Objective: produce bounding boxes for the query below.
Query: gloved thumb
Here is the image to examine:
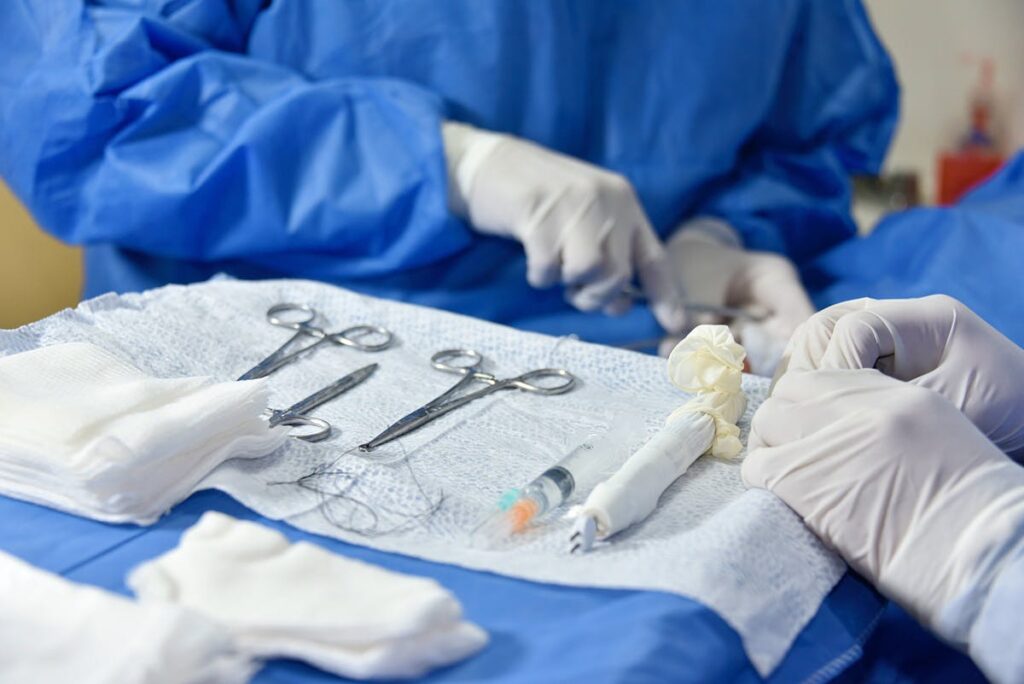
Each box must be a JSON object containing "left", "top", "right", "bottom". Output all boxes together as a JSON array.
[{"left": 635, "top": 230, "right": 686, "bottom": 333}]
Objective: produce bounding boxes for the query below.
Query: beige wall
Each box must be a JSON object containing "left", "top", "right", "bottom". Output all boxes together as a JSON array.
[
  {"left": 0, "top": 182, "right": 82, "bottom": 329},
  {"left": 864, "top": 0, "right": 1024, "bottom": 203}
]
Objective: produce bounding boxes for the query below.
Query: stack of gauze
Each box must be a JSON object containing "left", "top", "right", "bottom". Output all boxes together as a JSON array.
[
  {"left": 570, "top": 325, "right": 747, "bottom": 552},
  {"left": 129, "top": 513, "right": 489, "bottom": 680},
  {"left": 0, "top": 343, "right": 286, "bottom": 524}
]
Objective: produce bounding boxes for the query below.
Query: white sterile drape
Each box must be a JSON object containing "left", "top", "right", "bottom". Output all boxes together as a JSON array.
[{"left": 1, "top": 279, "right": 845, "bottom": 676}]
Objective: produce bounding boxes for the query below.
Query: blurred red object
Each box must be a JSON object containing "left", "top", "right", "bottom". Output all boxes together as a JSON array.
[
  {"left": 938, "top": 58, "right": 1004, "bottom": 205},
  {"left": 937, "top": 151, "right": 1003, "bottom": 205}
]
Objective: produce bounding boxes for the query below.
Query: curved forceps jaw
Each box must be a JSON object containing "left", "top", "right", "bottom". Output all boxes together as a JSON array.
[{"left": 265, "top": 410, "right": 332, "bottom": 442}]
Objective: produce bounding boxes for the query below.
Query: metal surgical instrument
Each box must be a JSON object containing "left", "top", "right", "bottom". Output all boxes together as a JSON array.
[
  {"left": 265, "top": 363, "right": 379, "bottom": 442},
  {"left": 240, "top": 303, "right": 394, "bottom": 380},
  {"left": 620, "top": 285, "right": 769, "bottom": 322},
  {"left": 358, "top": 349, "right": 577, "bottom": 452}
]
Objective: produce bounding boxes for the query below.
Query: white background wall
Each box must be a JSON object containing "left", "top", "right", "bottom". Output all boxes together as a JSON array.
[{"left": 863, "top": 0, "right": 1024, "bottom": 203}]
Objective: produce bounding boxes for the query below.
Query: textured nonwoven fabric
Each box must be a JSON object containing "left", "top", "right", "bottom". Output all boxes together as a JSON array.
[{"left": 0, "top": 278, "right": 845, "bottom": 676}]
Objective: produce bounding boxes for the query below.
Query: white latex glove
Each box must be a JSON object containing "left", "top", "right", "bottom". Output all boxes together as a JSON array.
[
  {"left": 743, "top": 369, "right": 1024, "bottom": 651},
  {"left": 774, "top": 295, "right": 1024, "bottom": 459},
  {"left": 443, "top": 121, "right": 686, "bottom": 331},
  {"left": 661, "top": 219, "right": 815, "bottom": 375}
]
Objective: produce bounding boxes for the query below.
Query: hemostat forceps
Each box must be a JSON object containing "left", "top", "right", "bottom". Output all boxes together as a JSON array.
[
  {"left": 240, "top": 303, "right": 394, "bottom": 380},
  {"left": 359, "top": 349, "right": 577, "bottom": 452},
  {"left": 265, "top": 363, "right": 378, "bottom": 442}
]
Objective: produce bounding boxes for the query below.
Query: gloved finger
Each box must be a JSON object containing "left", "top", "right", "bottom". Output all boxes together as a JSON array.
[
  {"left": 565, "top": 227, "right": 626, "bottom": 305},
  {"left": 735, "top": 321, "right": 789, "bottom": 378},
  {"left": 732, "top": 255, "right": 816, "bottom": 336},
  {"left": 520, "top": 190, "right": 569, "bottom": 288},
  {"left": 634, "top": 228, "right": 687, "bottom": 333},
  {"left": 822, "top": 296, "right": 960, "bottom": 381},
  {"left": 602, "top": 293, "right": 633, "bottom": 317},
  {"left": 561, "top": 216, "right": 613, "bottom": 289},
  {"left": 771, "top": 367, "right": 895, "bottom": 405},
  {"left": 777, "top": 299, "right": 876, "bottom": 379},
  {"left": 521, "top": 235, "right": 562, "bottom": 289},
  {"left": 657, "top": 335, "right": 683, "bottom": 358},
  {"left": 764, "top": 279, "right": 815, "bottom": 338},
  {"left": 741, "top": 440, "right": 807, "bottom": 493},
  {"left": 749, "top": 396, "right": 821, "bottom": 449},
  {"left": 567, "top": 226, "right": 633, "bottom": 310},
  {"left": 565, "top": 269, "right": 629, "bottom": 311},
  {"left": 818, "top": 309, "right": 898, "bottom": 374}
]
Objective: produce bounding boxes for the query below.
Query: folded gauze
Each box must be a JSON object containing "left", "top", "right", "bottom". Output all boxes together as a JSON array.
[
  {"left": 0, "top": 342, "right": 286, "bottom": 524},
  {"left": 0, "top": 550, "right": 256, "bottom": 684},
  {"left": 129, "top": 512, "right": 489, "bottom": 680}
]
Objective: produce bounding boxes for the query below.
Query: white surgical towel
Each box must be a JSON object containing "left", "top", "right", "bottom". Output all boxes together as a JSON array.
[
  {"left": 0, "top": 342, "right": 286, "bottom": 523},
  {"left": 0, "top": 550, "right": 255, "bottom": 684},
  {"left": 128, "top": 512, "right": 489, "bottom": 680}
]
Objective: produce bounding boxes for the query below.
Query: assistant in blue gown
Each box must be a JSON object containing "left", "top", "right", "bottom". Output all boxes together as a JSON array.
[{"left": 0, "top": 0, "right": 898, "bottom": 347}]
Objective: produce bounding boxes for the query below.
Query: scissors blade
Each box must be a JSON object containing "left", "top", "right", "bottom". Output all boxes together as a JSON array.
[
  {"left": 284, "top": 363, "right": 378, "bottom": 416},
  {"left": 358, "top": 377, "right": 499, "bottom": 452},
  {"left": 358, "top": 403, "right": 440, "bottom": 451},
  {"left": 238, "top": 331, "right": 323, "bottom": 381}
]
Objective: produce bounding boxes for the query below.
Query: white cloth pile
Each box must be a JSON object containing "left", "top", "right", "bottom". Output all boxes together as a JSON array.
[
  {"left": 0, "top": 550, "right": 255, "bottom": 684},
  {"left": 0, "top": 513, "right": 485, "bottom": 682},
  {"left": 129, "top": 512, "right": 489, "bottom": 680},
  {"left": 0, "top": 342, "right": 285, "bottom": 524}
]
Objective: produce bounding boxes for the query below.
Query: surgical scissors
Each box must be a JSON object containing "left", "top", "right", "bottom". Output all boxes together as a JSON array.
[
  {"left": 358, "top": 349, "right": 577, "bottom": 452},
  {"left": 240, "top": 303, "right": 394, "bottom": 380},
  {"left": 265, "top": 363, "right": 378, "bottom": 442}
]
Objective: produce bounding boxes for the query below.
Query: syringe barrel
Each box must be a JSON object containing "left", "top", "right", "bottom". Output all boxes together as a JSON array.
[
  {"left": 550, "top": 429, "right": 635, "bottom": 495},
  {"left": 523, "top": 465, "right": 574, "bottom": 516}
]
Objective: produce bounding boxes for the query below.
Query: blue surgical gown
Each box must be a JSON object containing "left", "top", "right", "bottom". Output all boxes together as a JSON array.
[
  {"left": 0, "top": 0, "right": 898, "bottom": 345},
  {"left": 805, "top": 149, "right": 1024, "bottom": 347}
]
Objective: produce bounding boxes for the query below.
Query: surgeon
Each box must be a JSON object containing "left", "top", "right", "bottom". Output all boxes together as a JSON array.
[
  {"left": 744, "top": 295, "right": 1024, "bottom": 683},
  {"left": 0, "top": 1, "right": 897, "bottom": 364}
]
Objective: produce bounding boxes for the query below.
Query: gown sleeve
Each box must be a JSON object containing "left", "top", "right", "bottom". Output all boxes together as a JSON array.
[
  {"left": 956, "top": 550, "right": 1024, "bottom": 684},
  {"left": 693, "top": 0, "right": 899, "bottom": 264},
  {"left": 0, "top": 0, "right": 469, "bottom": 277}
]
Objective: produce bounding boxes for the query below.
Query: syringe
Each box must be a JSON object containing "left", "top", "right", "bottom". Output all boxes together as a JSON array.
[{"left": 470, "top": 420, "right": 638, "bottom": 547}]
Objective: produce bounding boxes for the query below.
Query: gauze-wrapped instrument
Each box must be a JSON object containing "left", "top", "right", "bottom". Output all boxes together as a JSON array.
[{"left": 570, "top": 325, "right": 747, "bottom": 553}]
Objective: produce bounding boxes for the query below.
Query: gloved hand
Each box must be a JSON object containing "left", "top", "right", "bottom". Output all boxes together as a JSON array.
[
  {"left": 661, "top": 220, "right": 815, "bottom": 375},
  {"left": 443, "top": 122, "right": 686, "bottom": 332},
  {"left": 743, "top": 369, "right": 1024, "bottom": 647},
  {"left": 774, "top": 295, "right": 1024, "bottom": 458}
]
